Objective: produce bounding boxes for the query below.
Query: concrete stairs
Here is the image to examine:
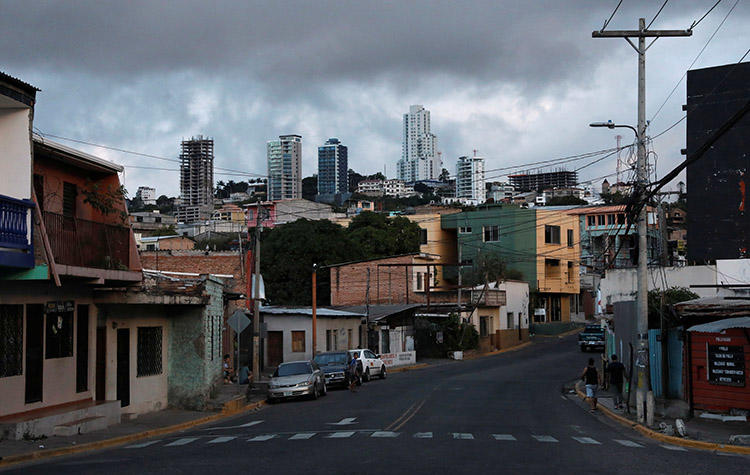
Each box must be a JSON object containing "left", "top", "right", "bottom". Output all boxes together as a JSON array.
[{"left": 0, "top": 400, "right": 121, "bottom": 440}]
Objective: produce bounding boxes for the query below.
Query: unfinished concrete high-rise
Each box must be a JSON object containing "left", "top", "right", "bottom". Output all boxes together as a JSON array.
[{"left": 177, "top": 135, "right": 214, "bottom": 222}]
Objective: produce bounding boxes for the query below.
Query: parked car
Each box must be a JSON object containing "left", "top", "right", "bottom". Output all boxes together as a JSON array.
[
  {"left": 267, "top": 360, "right": 326, "bottom": 402},
  {"left": 349, "top": 348, "right": 387, "bottom": 381},
  {"left": 578, "top": 324, "right": 605, "bottom": 352},
  {"left": 313, "top": 351, "right": 350, "bottom": 388}
]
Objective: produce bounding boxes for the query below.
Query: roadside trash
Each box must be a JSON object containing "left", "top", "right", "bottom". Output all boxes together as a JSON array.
[
  {"left": 675, "top": 419, "right": 686, "bottom": 437},
  {"left": 39, "top": 445, "right": 45, "bottom": 449},
  {"left": 658, "top": 422, "right": 674, "bottom": 436}
]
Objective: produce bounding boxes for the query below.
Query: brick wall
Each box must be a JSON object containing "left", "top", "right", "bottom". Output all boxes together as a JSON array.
[
  {"left": 140, "top": 251, "right": 246, "bottom": 294},
  {"left": 329, "top": 255, "right": 457, "bottom": 306}
]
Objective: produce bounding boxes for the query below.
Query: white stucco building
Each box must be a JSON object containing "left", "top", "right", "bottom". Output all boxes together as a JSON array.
[{"left": 455, "top": 155, "right": 485, "bottom": 205}]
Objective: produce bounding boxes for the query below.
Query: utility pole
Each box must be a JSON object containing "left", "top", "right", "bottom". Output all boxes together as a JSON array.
[
  {"left": 312, "top": 264, "right": 317, "bottom": 355},
  {"left": 593, "top": 18, "right": 691, "bottom": 425},
  {"left": 252, "top": 205, "right": 266, "bottom": 384}
]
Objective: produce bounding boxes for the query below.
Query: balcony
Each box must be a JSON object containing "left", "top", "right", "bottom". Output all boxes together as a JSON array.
[
  {"left": 0, "top": 194, "right": 35, "bottom": 268},
  {"left": 43, "top": 211, "right": 131, "bottom": 270}
]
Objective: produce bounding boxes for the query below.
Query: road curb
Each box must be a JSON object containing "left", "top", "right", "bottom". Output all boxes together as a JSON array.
[
  {"left": 573, "top": 384, "right": 750, "bottom": 454},
  {"left": 0, "top": 400, "right": 266, "bottom": 468},
  {"left": 389, "top": 363, "right": 429, "bottom": 373},
  {"left": 534, "top": 327, "right": 583, "bottom": 338},
  {"left": 463, "top": 341, "right": 533, "bottom": 360}
]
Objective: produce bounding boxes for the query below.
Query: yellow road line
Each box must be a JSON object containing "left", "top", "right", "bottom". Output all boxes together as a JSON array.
[{"left": 392, "top": 399, "right": 427, "bottom": 432}]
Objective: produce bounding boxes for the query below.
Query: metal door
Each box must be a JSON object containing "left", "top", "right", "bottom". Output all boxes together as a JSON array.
[{"left": 24, "top": 304, "right": 44, "bottom": 404}]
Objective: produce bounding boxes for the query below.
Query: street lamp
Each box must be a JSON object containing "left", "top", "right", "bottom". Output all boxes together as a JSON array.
[{"left": 589, "top": 121, "right": 638, "bottom": 138}]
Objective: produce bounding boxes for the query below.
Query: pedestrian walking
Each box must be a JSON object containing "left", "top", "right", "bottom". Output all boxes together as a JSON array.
[
  {"left": 347, "top": 352, "right": 360, "bottom": 392},
  {"left": 581, "top": 358, "right": 600, "bottom": 412},
  {"left": 607, "top": 354, "right": 627, "bottom": 409}
]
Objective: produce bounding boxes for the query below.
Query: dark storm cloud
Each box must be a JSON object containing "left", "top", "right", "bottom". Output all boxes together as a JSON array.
[{"left": 1, "top": 0, "right": 747, "bottom": 196}]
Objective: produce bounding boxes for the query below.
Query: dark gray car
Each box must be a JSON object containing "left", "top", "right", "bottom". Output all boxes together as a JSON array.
[{"left": 267, "top": 360, "right": 326, "bottom": 402}]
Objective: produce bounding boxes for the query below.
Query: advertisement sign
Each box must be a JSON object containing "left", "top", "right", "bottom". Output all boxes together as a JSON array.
[
  {"left": 380, "top": 351, "right": 416, "bottom": 368},
  {"left": 707, "top": 344, "right": 745, "bottom": 387}
]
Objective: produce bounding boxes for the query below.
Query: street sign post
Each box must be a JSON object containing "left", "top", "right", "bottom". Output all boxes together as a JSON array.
[{"left": 228, "top": 309, "right": 251, "bottom": 384}]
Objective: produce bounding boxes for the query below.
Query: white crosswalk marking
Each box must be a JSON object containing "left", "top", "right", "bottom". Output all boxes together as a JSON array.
[
  {"left": 165, "top": 437, "right": 199, "bottom": 447},
  {"left": 248, "top": 434, "right": 276, "bottom": 442},
  {"left": 371, "top": 431, "right": 399, "bottom": 438},
  {"left": 208, "top": 436, "right": 236, "bottom": 444},
  {"left": 614, "top": 439, "right": 644, "bottom": 448},
  {"left": 289, "top": 433, "right": 316, "bottom": 440},
  {"left": 660, "top": 444, "right": 688, "bottom": 451},
  {"left": 491, "top": 434, "right": 516, "bottom": 441},
  {"left": 532, "top": 435, "right": 558, "bottom": 443},
  {"left": 125, "top": 440, "right": 161, "bottom": 449},
  {"left": 413, "top": 432, "right": 433, "bottom": 439},
  {"left": 205, "top": 420, "right": 263, "bottom": 431},
  {"left": 327, "top": 431, "right": 356, "bottom": 438},
  {"left": 452, "top": 433, "right": 474, "bottom": 440},
  {"left": 572, "top": 436, "right": 601, "bottom": 445}
]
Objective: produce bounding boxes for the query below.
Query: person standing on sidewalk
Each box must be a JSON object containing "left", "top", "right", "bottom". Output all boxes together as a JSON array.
[
  {"left": 607, "top": 354, "right": 627, "bottom": 409},
  {"left": 581, "top": 358, "right": 600, "bottom": 412},
  {"left": 347, "top": 352, "right": 360, "bottom": 392}
]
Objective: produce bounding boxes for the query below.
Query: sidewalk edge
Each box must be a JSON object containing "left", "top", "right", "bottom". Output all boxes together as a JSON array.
[
  {"left": 0, "top": 400, "right": 266, "bottom": 468},
  {"left": 573, "top": 384, "right": 750, "bottom": 454}
]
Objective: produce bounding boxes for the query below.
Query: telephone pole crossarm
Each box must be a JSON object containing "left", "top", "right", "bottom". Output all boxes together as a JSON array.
[{"left": 592, "top": 29, "right": 692, "bottom": 38}]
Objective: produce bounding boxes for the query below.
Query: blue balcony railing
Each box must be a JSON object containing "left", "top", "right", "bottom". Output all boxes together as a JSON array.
[{"left": 0, "top": 194, "right": 35, "bottom": 268}]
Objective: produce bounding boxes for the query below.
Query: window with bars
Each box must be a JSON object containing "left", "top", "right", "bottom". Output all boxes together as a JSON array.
[
  {"left": 63, "top": 182, "right": 77, "bottom": 218},
  {"left": 567, "top": 229, "right": 574, "bottom": 247},
  {"left": 0, "top": 305, "right": 23, "bottom": 378},
  {"left": 292, "top": 331, "right": 305, "bottom": 353},
  {"left": 137, "top": 326, "right": 163, "bottom": 377}
]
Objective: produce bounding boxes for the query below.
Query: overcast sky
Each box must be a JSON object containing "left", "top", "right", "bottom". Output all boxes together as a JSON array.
[{"left": 2, "top": 0, "right": 748, "bottom": 197}]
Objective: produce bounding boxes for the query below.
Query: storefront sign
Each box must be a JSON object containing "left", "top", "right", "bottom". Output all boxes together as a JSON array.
[
  {"left": 380, "top": 351, "right": 416, "bottom": 368},
  {"left": 707, "top": 344, "right": 745, "bottom": 387},
  {"left": 46, "top": 301, "right": 74, "bottom": 313}
]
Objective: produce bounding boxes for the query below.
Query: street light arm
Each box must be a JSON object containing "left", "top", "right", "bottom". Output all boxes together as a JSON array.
[{"left": 589, "top": 121, "right": 638, "bottom": 138}]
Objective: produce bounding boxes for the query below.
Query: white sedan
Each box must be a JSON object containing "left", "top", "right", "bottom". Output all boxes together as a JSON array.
[{"left": 349, "top": 348, "right": 387, "bottom": 382}]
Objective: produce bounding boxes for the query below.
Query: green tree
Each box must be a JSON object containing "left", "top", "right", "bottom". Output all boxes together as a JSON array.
[
  {"left": 347, "top": 212, "right": 421, "bottom": 257},
  {"left": 648, "top": 286, "right": 699, "bottom": 329},
  {"left": 302, "top": 175, "right": 318, "bottom": 200},
  {"left": 152, "top": 225, "right": 178, "bottom": 236}
]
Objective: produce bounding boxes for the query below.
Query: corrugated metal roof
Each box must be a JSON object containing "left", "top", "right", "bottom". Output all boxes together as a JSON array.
[
  {"left": 260, "top": 306, "right": 366, "bottom": 317},
  {"left": 0, "top": 71, "right": 40, "bottom": 92},
  {"left": 33, "top": 134, "right": 124, "bottom": 173},
  {"left": 687, "top": 317, "right": 750, "bottom": 332}
]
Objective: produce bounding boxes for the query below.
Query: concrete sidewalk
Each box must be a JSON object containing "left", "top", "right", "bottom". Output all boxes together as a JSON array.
[
  {"left": 572, "top": 381, "right": 750, "bottom": 454},
  {"left": 0, "top": 396, "right": 266, "bottom": 466}
]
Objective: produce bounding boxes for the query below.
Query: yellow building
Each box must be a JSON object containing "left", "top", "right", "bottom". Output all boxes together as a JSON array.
[{"left": 534, "top": 209, "right": 581, "bottom": 323}]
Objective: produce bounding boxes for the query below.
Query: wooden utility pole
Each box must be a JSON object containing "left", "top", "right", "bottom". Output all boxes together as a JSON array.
[
  {"left": 593, "top": 18, "right": 691, "bottom": 425},
  {"left": 312, "top": 264, "right": 317, "bottom": 355},
  {"left": 251, "top": 205, "right": 266, "bottom": 384}
]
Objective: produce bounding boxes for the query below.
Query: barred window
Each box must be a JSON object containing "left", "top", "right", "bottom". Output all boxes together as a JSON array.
[
  {"left": 46, "top": 311, "right": 74, "bottom": 359},
  {"left": 137, "top": 327, "right": 163, "bottom": 377},
  {"left": 0, "top": 305, "right": 23, "bottom": 378}
]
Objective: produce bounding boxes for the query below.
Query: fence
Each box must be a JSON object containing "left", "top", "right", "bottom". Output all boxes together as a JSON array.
[{"left": 43, "top": 211, "right": 131, "bottom": 269}]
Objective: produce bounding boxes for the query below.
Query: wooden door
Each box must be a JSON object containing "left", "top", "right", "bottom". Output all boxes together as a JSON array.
[
  {"left": 116, "top": 328, "right": 130, "bottom": 407},
  {"left": 267, "top": 331, "right": 283, "bottom": 367},
  {"left": 96, "top": 327, "right": 106, "bottom": 400},
  {"left": 76, "top": 305, "right": 89, "bottom": 393}
]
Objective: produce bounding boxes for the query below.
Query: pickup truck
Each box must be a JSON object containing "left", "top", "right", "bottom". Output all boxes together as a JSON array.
[{"left": 578, "top": 324, "right": 605, "bottom": 352}]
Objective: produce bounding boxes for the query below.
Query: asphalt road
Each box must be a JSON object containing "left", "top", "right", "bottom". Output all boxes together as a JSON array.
[{"left": 6, "top": 334, "right": 748, "bottom": 474}]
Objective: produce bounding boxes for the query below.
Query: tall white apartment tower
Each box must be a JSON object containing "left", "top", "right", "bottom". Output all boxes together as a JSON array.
[
  {"left": 267, "top": 134, "right": 302, "bottom": 201},
  {"left": 456, "top": 155, "right": 485, "bottom": 205},
  {"left": 397, "top": 105, "right": 440, "bottom": 182}
]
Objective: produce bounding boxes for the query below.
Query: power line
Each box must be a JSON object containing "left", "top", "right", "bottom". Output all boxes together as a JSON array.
[
  {"left": 601, "top": 0, "right": 624, "bottom": 31},
  {"left": 646, "top": 0, "right": 669, "bottom": 30},
  {"left": 649, "top": 0, "right": 741, "bottom": 124},
  {"left": 690, "top": 0, "right": 724, "bottom": 30}
]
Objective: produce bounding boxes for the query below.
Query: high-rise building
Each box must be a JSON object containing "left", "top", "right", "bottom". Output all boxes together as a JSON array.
[
  {"left": 267, "top": 134, "right": 302, "bottom": 201},
  {"left": 508, "top": 170, "right": 578, "bottom": 192},
  {"left": 177, "top": 136, "right": 213, "bottom": 222},
  {"left": 317, "top": 138, "right": 348, "bottom": 202},
  {"left": 456, "top": 155, "right": 485, "bottom": 205},
  {"left": 397, "top": 105, "right": 440, "bottom": 182},
  {"left": 136, "top": 186, "right": 157, "bottom": 206}
]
